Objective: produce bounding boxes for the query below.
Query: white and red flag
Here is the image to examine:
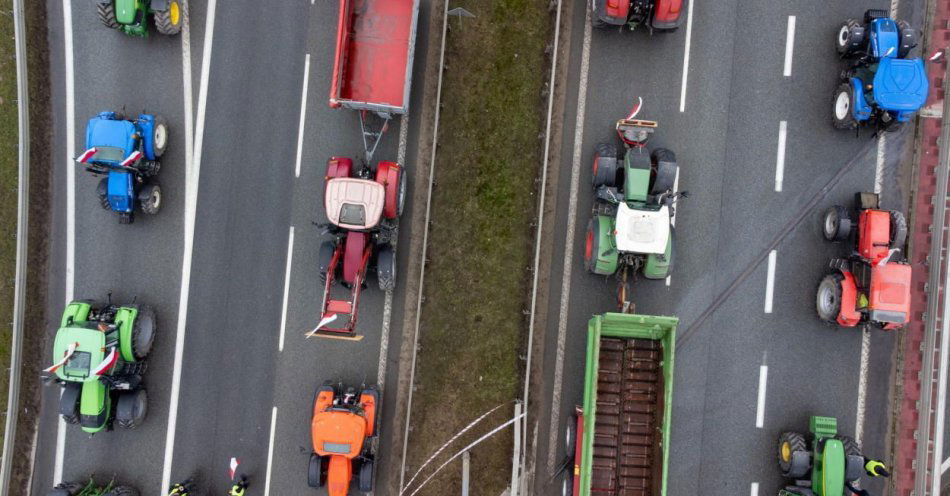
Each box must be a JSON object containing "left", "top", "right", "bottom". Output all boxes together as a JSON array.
[
  {"left": 119, "top": 150, "right": 143, "bottom": 168},
  {"left": 91, "top": 347, "right": 118, "bottom": 376},
  {"left": 76, "top": 148, "right": 97, "bottom": 163},
  {"left": 44, "top": 342, "right": 79, "bottom": 374},
  {"left": 229, "top": 457, "right": 240, "bottom": 480}
]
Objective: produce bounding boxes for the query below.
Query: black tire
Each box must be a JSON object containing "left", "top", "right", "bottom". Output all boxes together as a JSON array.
[
  {"left": 50, "top": 481, "right": 83, "bottom": 496},
  {"left": 153, "top": 0, "right": 183, "bottom": 35},
  {"left": 376, "top": 246, "right": 396, "bottom": 291},
  {"left": 650, "top": 148, "right": 677, "bottom": 195},
  {"left": 307, "top": 453, "right": 323, "bottom": 488},
  {"left": 137, "top": 160, "right": 161, "bottom": 177},
  {"left": 817, "top": 274, "right": 844, "bottom": 323},
  {"left": 115, "top": 389, "right": 148, "bottom": 429},
  {"left": 822, "top": 206, "right": 852, "bottom": 241},
  {"left": 150, "top": 115, "right": 168, "bottom": 158},
  {"left": 781, "top": 486, "right": 816, "bottom": 496},
  {"left": 591, "top": 12, "right": 607, "bottom": 29},
  {"left": 129, "top": 305, "right": 156, "bottom": 360},
  {"left": 865, "top": 9, "right": 889, "bottom": 23},
  {"left": 778, "top": 431, "right": 810, "bottom": 478},
  {"left": 562, "top": 472, "right": 574, "bottom": 496},
  {"left": 584, "top": 219, "right": 600, "bottom": 274},
  {"left": 564, "top": 416, "right": 577, "bottom": 460},
  {"left": 897, "top": 20, "right": 919, "bottom": 58},
  {"left": 836, "top": 20, "right": 866, "bottom": 56},
  {"left": 592, "top": 143, "right": 619, "bottom": 188},
  {"left": 358, "top": 458, "right": 374, "bottom": 492},
  {"left": 97, "top": 1, "right": 120, "bottom": 29},
  {"left": 59, "top": 382, "right": 81, "bottom": 424},
  {"left": 889, "top": 210, "right": 908, "bottom": 251},
  {"left": 98, "top": 178, "right": 111, "bottom": 210},
  {"left": 137, "top": 184, "right": 162, "bottom": 215},
  {"left": 396, "top": 168, "right": 406, "bottom": 217},
  {"left": 833, "top": 83, "right": 858, "bottom": 130},
  {"left": 318, "top": 240, "right": 336, "bottom": 284},
  {"left": 836, "top": 434, "right": 861, "bottom": 456},
  {"left": 104, "top": 487, "right": 139, "bottom": 496}
]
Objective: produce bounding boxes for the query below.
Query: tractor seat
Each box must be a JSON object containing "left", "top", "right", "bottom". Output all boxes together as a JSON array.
[{"left": 873, "top": 57, "right": 928, "bottom": 111}]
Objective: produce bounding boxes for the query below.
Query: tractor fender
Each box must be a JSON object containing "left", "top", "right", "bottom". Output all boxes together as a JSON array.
[
  {"left": 375, "top": 161, "right": 402, "bottom": 220},
  {"left": 150, "top": 0, "right": 171, "bottom": 10},
  {"left": 837, "top": 270, "right": 862, "bottom": 327},
  {"left": 115, "top": 306, "right": 140, "bottom": 363},
  {"left": 845, "top": 455, "right": 865, "bottom": 482},
  {"left": 850, "top": 78, "right": 873, "bottom": 121},
  {"left": 643, "top": 227, "right": 674, "bottom": 279},
  {"left": 136, "top": 114, "right": 158, "bottom": 161},
  {"left": 61, "top": 300, "right": 93, "bottom": 327},
  {"left": 59, "top": 382, "right": 82, "bottom": 417},
  {"left": 360, "top": 387, "right": 379, "bottom": 438},
  {"left": 591, "top": 0, "right": 628, "bottom": 26},
  {"left": 79, "top": 380, "right": 109, "bottom": 433},
  {"left": 325, "top": 157, "right": 352, "bottom": 180},
  {"left": 589, "top": 216, "right": 619, "bottom": 275},
  {"left": 652, "top": 0, "right": 686, "bottom": 30}
]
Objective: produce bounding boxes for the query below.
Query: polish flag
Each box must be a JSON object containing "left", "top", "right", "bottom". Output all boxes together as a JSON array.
[
  {"left": 306, "top": 313, "right": 339, "bottom": 338},
  {"left": 229, "top": 457, "right": 240, "bottom": 480},
  {"left": 76, "top": 148, "right": 97, "bottom": 163},
  {"left": 44, "top": 342, "right": 79, "bottom": 374},
  {"left": 119, "top": 150, "right": 143, "bottom": 168},
  {"left": 91, "top": 347, "right": 118, "bottom": 376},
  {"left": 626, "top": 97, "right": 644, "bottom": 120}
]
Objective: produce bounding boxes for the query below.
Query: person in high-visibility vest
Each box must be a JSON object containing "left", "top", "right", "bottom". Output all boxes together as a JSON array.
[
  {"left": 167, "top": 479, "right": 194, "bottom": 496},
  {"left": 864, "top": 457, "right": 891, "bottom": 478},
  {"left": 229, "top": 475, "right": 249, "bottom": 496}
]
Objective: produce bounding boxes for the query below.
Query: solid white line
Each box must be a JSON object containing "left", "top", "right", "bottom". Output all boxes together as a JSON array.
[
  {"left": 666, "top": 168, "right": 680, "bottom": 286},
  {"left": 775, "top": 121, "right": 787, "bottom": 192},
  {"left": 278, "top": 226, "right": 295, "bottom": 352},
  {"left": 264, "top": 407, "right": 278, "bottom": 496},
  {"left": 942, "top": 456, "right": 950, "bottom": 474},
  {"left": 678, "top": 0, "right": 694, "bottom": 113},
  {"left": 755, "top": 365, "right": 768, "bottom": 428},
  {"left": 875, "top": 135, "right": 886, "bottom": 195},
  {"left": 855, "top": 327, "right": 870, "bottom": 446},
  {"left": 161, "top": 0, "right": 216, "bottom": 492},
  {"left": 783, "top": 16, "right": 796, "bottom": 77},
  {"left": 54, "top": 0, "right": 76, "bottom": 484},
  {"left": 764, "top": 250, "right": 777, "bottom": 314},
  {"left": 547, "top": 5, "right": 592, "bottom": 474},
  {"left": 750, "top": 482, "right": 759, "bottom": 496},
  {"left": 294, "top": 54, "right": 311, "bottom": 178}
]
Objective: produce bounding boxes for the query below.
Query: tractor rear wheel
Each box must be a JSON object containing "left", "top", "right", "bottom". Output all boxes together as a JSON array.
[
  {"left": 97, "top": 1, "right": 120, "bottom": 29},
  {"left": 130, "top": 305, "right": 156, "bottom": 360},
  {"left": 307, "top": 453, "right": 326, "bottom": 488},
  {"left": 778, "top": 431, "right": 810, "bottom": 479},
  {"left": 104, "top": 487, "right": 139, "bottom": 496},
  {"left": 153, "top": 0, "right": 183, "bottom": 35},
  {"left": 396, "top": 167, "right": 407, "bottom": 217},
  {"left": 377, "top": 246, "right": 396, "bottom": 291},
  {"left": 836, "top": 20, "right": 866, "bottom": 56},
  {"left": 59, "top": 382, "right": 81, "bottom": 425},
  {"left": 98, "top": 178, "right": 111, "bottom": 210},
  {"left": 836, "top": 434, "right": 864, "bottom": 482},
  {"left": 889, "top": 210, "right": 908, "bottom": 251},
  {"left": 833, "top": 83, "right": 857, "bottom": 129},
  {"left": 650, "top": 148, "right": 677, "bottom": 196},
  {"left": 358, "top": 458, "right": 374, "bottom": 492},
  {"left": 561, "top": 472, "right": 574, "bottom": 496},
  {"left": 318, "top": 240, "right": 336, "bottom": 284},
  {"left": 138, "top": 184, "right": 162, "bottom": 215},
  {"left": 817, "top": 274, "right": 844, "bottom": 323},
  {"left": 592, "top": 143, "right": 619, "bottom": 188},
  {"left": 151, "top": 115, "right": 169, "bottom": 158},
  {"left": 115, "top": 389, "right": 148, "bottom": 429},
  {"left": 822, "top": 206, "right": 851, "bottom": 241}
]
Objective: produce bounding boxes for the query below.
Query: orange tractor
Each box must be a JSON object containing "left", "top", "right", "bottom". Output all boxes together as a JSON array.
[{"left": 308, "top": 382, "right": 379, "bottom": 495}]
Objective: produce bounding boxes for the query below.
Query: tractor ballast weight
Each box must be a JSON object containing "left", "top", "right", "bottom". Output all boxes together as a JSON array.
[
  {"left": 77, "top": 111, "right": 168, "bottom": 224},
  {"left": 46, "top": 299, "right": 155, "bottom": 434},
  {"left": 833, "top": 9, "right": 929, "bottom": 132},
  {"left": 777, "top": 416, "right": 865, "bottom": 496},
  {"left": 308, "top": 382, "right": 379, "bottom": 496},
  {"left": 97, "top": 0, "right": 182, "bottom": 37},
  {"left": 591, "top": 0, "right": 686, "bottom": 32}
]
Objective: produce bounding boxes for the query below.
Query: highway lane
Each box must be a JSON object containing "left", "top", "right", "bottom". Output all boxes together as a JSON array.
[{"left": 533, "top": 0, "right": 918, "bottom": 494}]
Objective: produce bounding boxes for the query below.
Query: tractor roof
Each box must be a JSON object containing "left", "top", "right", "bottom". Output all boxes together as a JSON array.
[
  {"left": 310, "top": 411, "right": 367, "bottom": 459},
  {"left": 325, "top": 178, "right": 386, "bottom": 230},
  {"left": 85, "top": 117, "right": 137, "bottom": 156},
  {"left": 614, "top": 203, "right": 670, "bottom": 255},
  {"left": 52, "top": 326, "right": 107, "bottom": 382},
  {"left": 869, "top": 262, "right": 912, "bottom": 321},
  {"left": 873, "top": 57, "right": 929, "bottom": 112}
]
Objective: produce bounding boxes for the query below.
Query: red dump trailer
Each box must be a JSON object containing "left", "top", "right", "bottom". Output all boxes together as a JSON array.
[{"left": 330, "top": 0, "right": 420, "bottom": 162}]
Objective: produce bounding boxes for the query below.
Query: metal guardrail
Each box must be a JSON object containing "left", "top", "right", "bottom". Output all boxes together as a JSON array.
[{"left": 0, "top": 0, "right": 31, "bottom": 494}]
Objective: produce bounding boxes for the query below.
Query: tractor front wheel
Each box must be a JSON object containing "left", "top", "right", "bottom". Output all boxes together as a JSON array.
[
  {"left": 833, "top": 83, "right": 857, "bottom": 129},
  {"left": 138, "top": 184, "right": 162, "bottom": 215},
  {"left": 153, "top": 0, "right": 183, "bottom": 35},
  {"left": 104, "top": 487, "right": 139, "bottom": 496},
  {"left": 358, "top": 458, "right": 374, "bottom": 492},
  {"left": 97, "top": 178, "right": 111, "bottom": 210},
  {"left": 836, "top": 434, "right": 864, "bottom": 482},
  {"left": 889, "top": 210, "right": 908, "bottom": 251},
  {"left": 59, "top": 382, "right": 81, "bottom": 425},
  {"left": 822, "top": 206, "right": 851, "bottom": 241},
  {"left": 592, "top": 143, "right": 619, "bottom": 188},
  {"left": 778, "top": 431, "right": 810, "bottom": 479},
  {"left": 115, "top": 389, "right": 148, "bottom": 429},
  {"left": 130, "top": 305, "right": 157, "bottom": 360},
  {"left": 836, "top": 20, "right": 866, "bottom": 56},
  {"left": 377, "top": 246, "right": 396, "bottom": 291},
  {"left": 307, "top": 453, "right": 326, "bottom": 488},
  {"left": 817, "top": 274, "right": 844, "bottom": 323},
  {"left": 97, "top": 1, "right": 120, "bottom": 29}
]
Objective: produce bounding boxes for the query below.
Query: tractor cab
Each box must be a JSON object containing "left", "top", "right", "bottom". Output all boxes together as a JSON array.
[
  {"left": 324, "top": 178, "right": 386, "bottom": 231},
  {"left": 83, "top": 114, "right": 139, "bottom": 170},
  {"left": 310, "top": 383, "right": 379, "bottom": 495},
  {"left": 614, "top": 203, "right": 671, "bottom": 255},
  {"left": 871, "top": 57, "right": 928, "bottom": 113}
]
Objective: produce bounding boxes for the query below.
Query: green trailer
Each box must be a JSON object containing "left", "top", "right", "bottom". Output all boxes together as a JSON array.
[{"left": 565, "top": 312, "right": 676, "bottom": 496}]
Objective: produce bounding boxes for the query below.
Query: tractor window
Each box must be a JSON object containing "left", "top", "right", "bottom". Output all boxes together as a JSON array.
[
  {"left": 91, "top": 146, "right": 126, "bottom": 163},
  {"left": 338, "top": 203, "right": 366, "bottom": 226},
  {"left": 322, "top": 442, "right": 352, "bottom": 454},
  {"left": 64, "top": 352, "right": 91, "bottom": 377},
  {"left": 879, "top": 21, "right": 897, "bottom": 32}
]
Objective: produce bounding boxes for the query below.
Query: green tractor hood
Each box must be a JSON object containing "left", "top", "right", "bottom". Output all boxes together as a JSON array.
[{"left": 114, "top": 0, "right": 141, "bottom": 25}]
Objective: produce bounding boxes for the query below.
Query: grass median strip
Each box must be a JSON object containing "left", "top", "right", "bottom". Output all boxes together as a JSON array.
[{"left": 405, "top": 0, "right": 552, "bottom": 493}]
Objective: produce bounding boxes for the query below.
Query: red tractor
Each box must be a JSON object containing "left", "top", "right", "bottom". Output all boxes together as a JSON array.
[
  {"left": 308, "top": 382, "right": 379, "bottom": 495},
  {"left": 591, "top": 0, "right": 687, "bottom": 32},
  {"left": 312, "top": 157, "right": 405, "bottom": 340},
  {"left": 817, "top": 192, "right": 911, "bottom": 330}
]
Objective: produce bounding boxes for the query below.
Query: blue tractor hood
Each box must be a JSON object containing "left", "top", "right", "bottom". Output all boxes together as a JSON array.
[
  {"left": 85, "top": 116, "right": 136, "bottom": 155},
  {"left": 873, "top": 57, "right": 929, "bottom": 112}
]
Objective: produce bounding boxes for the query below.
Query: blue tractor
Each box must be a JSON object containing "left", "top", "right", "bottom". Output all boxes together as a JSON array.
[
  {"left": 833, "top": 9, "right": 928, "bottom": 132},
  {"left": 76, "top": 111, "right": 167, "bottom": 224}
]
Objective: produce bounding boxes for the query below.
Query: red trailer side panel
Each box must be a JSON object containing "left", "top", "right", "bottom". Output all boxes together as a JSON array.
[{"left": 330, "top": 0, "right": 416, "bottom": 111}]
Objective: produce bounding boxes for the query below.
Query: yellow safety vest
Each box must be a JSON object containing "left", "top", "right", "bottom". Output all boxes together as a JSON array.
[{"left": 865, "top": 459, "right": 887, "bottom": 476}]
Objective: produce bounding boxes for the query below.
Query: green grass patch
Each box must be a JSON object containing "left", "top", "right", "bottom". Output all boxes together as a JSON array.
[{"left": 406, "top": 0, "right": 551, "bottom": 493}]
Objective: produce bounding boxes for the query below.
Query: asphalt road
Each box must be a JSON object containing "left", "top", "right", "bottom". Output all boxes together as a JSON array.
[
  {"left": 31, "top": 0, "right": 433, "bottom": 494},
  {"left": 532, "top": 0, "right": 923, "bottom": 494}
]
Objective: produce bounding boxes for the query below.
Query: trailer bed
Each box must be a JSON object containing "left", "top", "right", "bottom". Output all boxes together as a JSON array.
[{"left": 330, "top": 0, "right": 419, "bottom": 114}]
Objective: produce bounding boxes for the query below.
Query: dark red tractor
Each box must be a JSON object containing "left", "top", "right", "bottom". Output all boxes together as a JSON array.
[
  {"left": 311, "top": 156, "right": 405, "bottom": 340},
  {"left": 591, "top": 0, "right": 687, "bottom": 32},
  {"left": 817, "top": 192, "right": 911, "bottom": 330}
]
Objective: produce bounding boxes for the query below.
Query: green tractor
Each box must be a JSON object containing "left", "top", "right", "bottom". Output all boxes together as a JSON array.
[
  {"left": 584, "top": 107, "right": 684, "bottom": 306},
  {"left": 777, "top": 416, "right": 866, "bottom": 495},
  {"left": 97, "top": 0, "right": 182, "bottom": 37},
  {"left": 49, "top": 477, "right": 138, "bottom": 496},
  {"left": 44, "top": 299, "right": 155, "bottom": 434}
]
